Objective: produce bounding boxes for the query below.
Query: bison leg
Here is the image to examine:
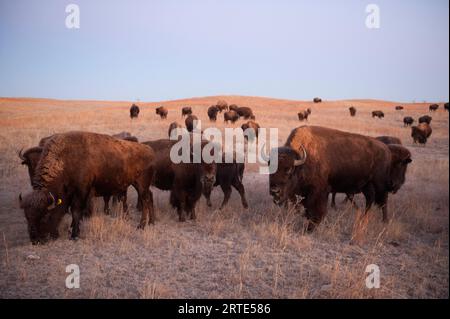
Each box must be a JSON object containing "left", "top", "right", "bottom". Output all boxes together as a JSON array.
[
  {"left": 121, "top": 192, "right": 129, "bottom": 217},
  {"left": 137, "top": 190, "right": 154, "bottom": 228},
  {"left": 103, "top": 195, "right": 111, "bottom": 215},
  {"left": 375, "top": 192, "right": 389, "bottom": 223},
  {"left": 219, "top": 184, "right": 232, "bottom": 209},
  {"left": 231, "top": 180, "right": 248, "bottom": 209},
  {"left": 330, "top": 192, "right": 337, "bottom": 209},
  {"left": 303, "top": 193, "right": 328, "bottom": 233},
  {"left": 70, "top": 201, "right": 84, "bottom": 240}
]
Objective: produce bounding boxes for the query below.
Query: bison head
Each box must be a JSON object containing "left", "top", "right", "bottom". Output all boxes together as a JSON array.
[
  {"left": 269, "top": 145, "right": 307, "bottom": 206},
  {"left": 19, "top": 190, "right": 61, "bottom": 244},
  {"left": 387, "top": 145, "right": 412, "bottom": 193},
  {"left": 200, "top": 162, "right": 216, "bottom": 196},
  {"left": 18, "top": 147, "right": 43, "bottom": 184}
]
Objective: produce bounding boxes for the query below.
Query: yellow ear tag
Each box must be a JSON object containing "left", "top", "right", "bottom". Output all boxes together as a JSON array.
[{"left": 57, "top": 199, "right": 63, "bottom": 205}]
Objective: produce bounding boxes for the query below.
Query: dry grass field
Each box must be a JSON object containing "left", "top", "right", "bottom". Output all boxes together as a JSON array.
[{"left": 0, "top": 96, "right": 448, "bottom": 298}]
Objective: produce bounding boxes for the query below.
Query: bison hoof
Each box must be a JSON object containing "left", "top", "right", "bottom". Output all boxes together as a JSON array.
[{"left": 70, "top": 236, "right": 79, "bottom": 241}]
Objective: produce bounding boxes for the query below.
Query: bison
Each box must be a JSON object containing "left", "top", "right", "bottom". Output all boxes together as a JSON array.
[
  {"left": 297, "top": 111, "right": 309, "bottom": 121},
  {"left": 395, "top": 106, "right": 404, "bottom": 111},
  {"left": 313, "top": 97, "right": 322, "bottom": 103},
  {"left": 403, "top": 116, "right": 414, "bottom": 127},
  {"left": 168, "top": 122, "right": 182, "bottom": 138},
  {"left": 418, "top": 115, "right": 432, "bottom": 124},
  {"left": 112, "top": 131, "right": 139, "bottom": 143},
  {"left": 130, "top": 104, "right": 140, "bottom": 119},
  {"left": 181, "top": 107, "right": 192, "bottom": 117},
  {"left": 216, "top": 100, "right": 228, "bottom": 112},
  {"left": 241, "top": 120, "right": 260, "bottom": 141},
  {"left": 156, "top": 106, "right": 168, "bottom": 119},
  {"left": 229, "top": 104, "right": 239, "bottom": 112},
  {"left": 19, "top": 131, "right": 156, "bottom": 244},
  {"left": 349, "top": 107, "right": 357, "bottom": 117},
  {"left": 142, "top": 138, "right": 217, "bottom": 221},
  {"left": 207, "top": 105, "right": 219, "bottom": 122},
  {"left": 185, "top": 115, "right": 199, "bottom": 132},
  {"left": 411, "top": 123, "right": 432, "bottom": 145},
  {"left": 445, "top": 103, "right": 449, "bottom": 112},
  {"left": 236, "top": 107, "right": 255, "bottom": 120},
  {"left": 268, "top": 126, "right": 411, "bottom": 232},
  {"left": 202, "top": 153, "right": 248, "bottom": 210},
  {"left": 429, "top": 104, "right": 439, "bottom": 112},
  {"left": 372, "top": 111, "right": 385, "bottom": 119},
  {"left": 224, "top": 110, "right": 239, "bottom": 124}
]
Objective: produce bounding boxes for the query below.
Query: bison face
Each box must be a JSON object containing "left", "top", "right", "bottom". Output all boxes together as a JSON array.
[
  {"left": 387, "top": 145, "right": 412, "bottom": 193},
  {"left": 269, "top": 146, "right": 307, "bottom": 206},
  {"left": 19, "top": 190, "right": 57, "bottom": 244},
  {"left": 200, "top": 163, "right": 217, "bottom": 195}
]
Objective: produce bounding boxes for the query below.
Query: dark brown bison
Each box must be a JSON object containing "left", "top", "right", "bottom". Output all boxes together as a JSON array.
[
  {"left": 297, "top": 111, "right": 309, "bottom": 121},
  {"left": 155, "top": 106, "right": 168, "bottom": 119},
  {"left": 207, "top": 105, "right": 219, "bottom": 122},
  {"left": 403, "top": 116, "right": 414, "bottom": 127},
  {"left": 418, "top": 115, "right": 432, "bottom": 124},
  {"left": 306, "top": 108, "right": 312, "bottom": 115},
  {"left": 411, "top": 123, "right": 432, "bottom": 145},
  {"left": 349, "top": 107, "right": 356, "bottom": 117},
  {"left": 241, "top": 120, "right": 260, "bottom": 141},
  {"left": 313, "top": 97, "right": 322, "bottom": 103},
  {"left": 445, "top": 103, "right": 449, "bottom": 111},
  {"left": 181, "top": 107, "right": 192, "bottom": 117},
  {"left": 19, "top": 131, "right": 155, "bottom": 244},
  {"left": 142, "top": 139, "right": 217, "bottom": 221},
  {"left": 331, "top": 135, "right": 404, "bottom": 209},
  {"left": 216, "top": 100, "right": 228, "bottom": 112},
  {"left": 168, "top": 122, "right": 182, "bottom": 138},
  {"left": 203, "top": 153, "right": 248, "bottom": 209},
  {"left": 229, "top": 104, "right": 239, "bottom": 112},
  {"left": 269, "top": 126, "right": 411, "bottom": 232},
  {"left": 224, "top": 110, "right": 239, "bottom": 124},
  {"left": 185, "top": 115, "right": 199, "bottom": 132},
  {"left": 236, "top": 107, "right": 255, "bottom": 120},
  {"left": 429, "top": 104, "right": 439, "bottom": 112},
  {"left": 130, "top": 104, "right": 140, "bottom": 119},
  {"left": 372, "top": 111, "right": 385, "bottom": 119},
  {"left": 395, "top": 106, "right": 404, "bottom": 111}
]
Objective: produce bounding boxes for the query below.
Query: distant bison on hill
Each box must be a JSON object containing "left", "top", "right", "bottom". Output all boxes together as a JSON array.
[
  {"left": 236, "top": 107, "right": 255, "bottom": 120},
  {"left": 216, "top": 100, "right": 228, "bottom": 112},
  {"left": 313, "top": 97, "right": 322, "bottom": 103},
  {"left": 297, "top": 111, "right": 309, "bottom": 121},
  {"left": 229, "top": 104, "right": 239, "bottom": 112},
  {"left": 403, "top": 116, "right": 414, "bottom": 127},
  {"left": 185, "top": 115, "right": 199, "bottom": 132},
  {"left": 445, "top": 103, "right": 449, "bottom": 112},
  {"left": 156, "top": 106, "right": 168, "bottom": 119},
  {"left": 372, "top": 111, "right": 384, "bottom": 119},
  {"left": 395, "top": 106, "right": 404, "bottom": 111},
  {"left": 168, "top": 122, "right": 182, "bottom": 138},
  {"left": 411, "top": 123, "right": 432, "bottom": 145},
  {"left": 224, "top": 110, "right": 239, "bottom": 124},
  {"left": 181, "top": 107, "right": 192, "bottom": 117},
  {"left": 429, "top": 104, "right": 439, "bottom": 112},
  {"left": 418, "top": 115, "right": 432, "bottom": 124},
  {"left": 130, "top": 104, "right": 140, "bottom": 119},
  {"left": 207, "top": 105, "right": 219, "bottom": 122},
  {"left": 241, "top": 120, "right": 260, "bottom": 141},
  {"left": 349, "top": 107, "right": 356, "bottom": 117}
]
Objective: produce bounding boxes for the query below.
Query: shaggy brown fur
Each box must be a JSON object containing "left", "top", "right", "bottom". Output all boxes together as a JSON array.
[
  {"left": 181, "top": 107, "right": 192, "bottom": 117},
  {"left": 411, "top": 123, "right": 432, "bottom": 145},
  {"left": 224, "top": 110, "right": 239, "bottom": 123},
  {"left": 156, "top": 106, "right": 168, "bottom": 119},
  {"left": 236, "top": 107, "right": 255, "bottom": 120},
  {"left": 207, "top": 106, "right": 219, "bottom": 122}
]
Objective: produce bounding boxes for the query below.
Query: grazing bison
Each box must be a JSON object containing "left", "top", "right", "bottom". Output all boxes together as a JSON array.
[
  {"left": 216, "top": 100, "right": 228, "bottom": 112},
  {"left": 411, "top": 123, "right": 432, "bottom": 145},
  {"left": 241, "top": 120, "right": 260, "bottom": 141},
  {"left": 236, "top": 107, "right": 255, "bottom": 120},
  {"left": 224, "top": 110, "right": 239, "bottom": 124},
  {"left": 156, "top": 106, "right": 168, "bottom": 119},
  {"left": 349, "top": 107, "right": 357, "bottom": 117},
  {"left": 130, "top": 104, "right": 140, "bottom": 119},
  {"left": 313, "top": 97, "right": 322, "bottom": 103},
  {"left": 207, "top": 105, "right": 219, "bottom": 122},
  {"left": 185, "top": 115, "right": 199, "bottom": 132},
  {"left": 19, "top": 131, "right": 156, "bottom": 244},
  {"left": 331, "top": 135, "right": 404, "bottom": 209},
  {"left": 395, "top": 106, "right": 404, "bottom": 111},
  {"left": 229, "top": 104, "right": 239, "bottom": 112},
  {"left": 429, "top": 104, "right": 439, "bottom": 112},
  {"left": 142, "top": 139, "right": 217, "bottom": 221},
  {"left": 203, "top": 153, "right": 248, "bottom": 209},
  {"left": 445, "top": 103, "right": 449, "bottom": 112},
  {"left": 403, "top": 116, "right": 414, "bottom": 127},
  {"left": 168, "top": 122, "right": 182, "bottom": 138},
  {"left": 181, "top": 107, "right": 192, "bottom": 117},
  {"left": 418, "top": 115, "right": 432, "bottom": 124},
  {"left": 297, "top": 111, "right": 309, "bottom": 121},
  {"left": 269, "top": 126, "right": 409, "bottom": 232},
  {"left": 372, "top": 111, "right": 385, "bottom": 119}
]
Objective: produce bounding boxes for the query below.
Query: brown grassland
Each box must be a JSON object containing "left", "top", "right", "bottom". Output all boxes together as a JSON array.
[{"left": 0, "top": 96, "right": 448, "bottom": 298}]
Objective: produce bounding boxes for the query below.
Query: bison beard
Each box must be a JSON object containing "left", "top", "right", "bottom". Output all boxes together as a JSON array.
[
  {"left": 269, "top": 126, "right": 410, "bottom": 232},
  {"left": 19, "top": 131, "right": 156, "bottom": 244}
]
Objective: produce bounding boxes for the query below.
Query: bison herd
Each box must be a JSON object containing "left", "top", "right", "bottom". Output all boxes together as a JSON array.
[{"left": 17, "top": 99, "right": 448, "bottom": 244}]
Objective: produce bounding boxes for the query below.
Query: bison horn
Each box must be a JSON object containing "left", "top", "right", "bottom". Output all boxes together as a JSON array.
[
  {"left": 47, "top": 192, "right": 56, "bottom": 210},
  {"left": 18, "top": 148, "right": 26, "bottom": 161},
  {"left": 293, "top": 144, "right": 307, "bottom": 166}
]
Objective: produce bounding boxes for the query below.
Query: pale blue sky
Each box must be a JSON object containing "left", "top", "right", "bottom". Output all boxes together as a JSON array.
[{"left": 0, "top": 0, "right": 448, "bottom": 102}]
